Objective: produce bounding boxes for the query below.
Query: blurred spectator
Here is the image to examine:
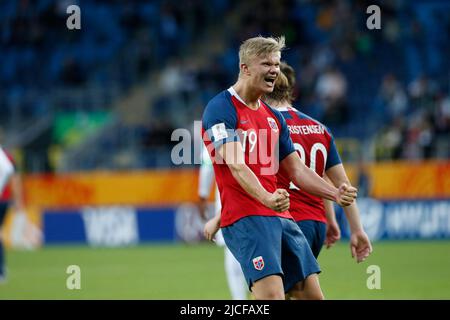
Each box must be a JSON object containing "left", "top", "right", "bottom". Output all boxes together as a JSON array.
[
  {"left": 435, "top": 95, "right": 450, "bottom": 135},
  {"left": 375, "top": 117, "right": 404, "bottom": 160},
  {"left": 356, "top": 157, "right": 372, "bottom": 198},
  {"left": 160, "top": 62, "right": 184, "bottom": 95},
  {"left": 378, "top": 74, "right": 407, "bottom": 119},
  {"left": 316, "top": 67, "right": 347, "bottom": 103},
  {"left": 315, "top": 66, "right": 349, "bottom": 126}
]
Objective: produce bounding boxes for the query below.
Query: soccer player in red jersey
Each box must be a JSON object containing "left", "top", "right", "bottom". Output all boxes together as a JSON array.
[
  {"left": 262, "top": 63, "right": 372, "bottom": 299},
  {"left": 264, "top": 62, "right": 372, "bottom": 266},
  {"left": 202, "top": 36, "right": 357, "bottom": 300}
]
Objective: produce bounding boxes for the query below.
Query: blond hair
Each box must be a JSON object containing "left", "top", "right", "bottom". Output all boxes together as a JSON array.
[
  {"left": 265, "top": 61, "right": 296, "bottom": 103},
  {"left": 239, "top": 36, "right": 285, "bottom": 67}
]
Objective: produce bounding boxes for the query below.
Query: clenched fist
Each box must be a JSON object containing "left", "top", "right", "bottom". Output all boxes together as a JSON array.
[
  {"left": 264, "top": 189, "right": 290, "bottom": 212},
  {"left": 335, "top": 183, "right": 357, "bottom": 207}
]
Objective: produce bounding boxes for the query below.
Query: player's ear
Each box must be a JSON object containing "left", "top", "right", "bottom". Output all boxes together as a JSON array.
[{"left": 240, "top": 63, "right": 250, "bottom": 76}]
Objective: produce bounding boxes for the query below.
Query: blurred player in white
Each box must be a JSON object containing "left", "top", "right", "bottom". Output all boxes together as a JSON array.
[
  {"left": 0, "top": 145, "right": 22, "bottom": 283},
  {"left": 198, "top": 144, "right": 248, "bottom": 300}
]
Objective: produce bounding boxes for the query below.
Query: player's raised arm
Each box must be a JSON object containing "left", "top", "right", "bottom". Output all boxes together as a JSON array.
[
  {"left": 217, "top": 141, "right": 289, "bottom": 213},
  {"left": 275, "top": 109, "right": 357, "bottom": 207},
  {"left": 325, "top": 164, "right": 372, "bottom": 262},
  {"left": 280, "top": 152, "right": 354, "bottom": 206}
]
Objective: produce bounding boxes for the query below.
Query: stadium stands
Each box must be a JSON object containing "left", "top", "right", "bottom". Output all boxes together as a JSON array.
[{"left": 0, "top": 0, "right": 448, "bottom": 172}]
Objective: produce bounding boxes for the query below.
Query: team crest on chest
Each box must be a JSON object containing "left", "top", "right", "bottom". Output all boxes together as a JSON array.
[
  {"left": 267, "top": 117, "right": 278, "bottom": 132},
  {"left": 252, "top": 256, "right": 265, "bottom": 270}
]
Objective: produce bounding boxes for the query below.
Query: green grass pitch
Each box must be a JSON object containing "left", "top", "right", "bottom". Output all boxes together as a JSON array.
[{"left": 1, "top": 240, "right": 449, "bottom": 299}]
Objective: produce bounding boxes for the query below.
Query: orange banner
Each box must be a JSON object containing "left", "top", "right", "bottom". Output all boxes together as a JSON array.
[
  {"left": 21, "top": 161, "right": 450, "bottom": 209},
  {"left": 23, "top": 169, "right": 202, "bottom": 208},
  {"left": 369, "top": 160, "right": 450, "bottom": 199}
]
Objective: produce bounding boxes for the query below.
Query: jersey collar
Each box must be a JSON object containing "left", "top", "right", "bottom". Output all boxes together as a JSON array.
[{"left": 228, "top": 87, "right": 261, "bottom": 109}]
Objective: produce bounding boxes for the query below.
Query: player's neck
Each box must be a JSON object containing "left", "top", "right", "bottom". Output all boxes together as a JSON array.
[
  {"left": 232, "top": 81, "right": 261, "bottom": 110},
  {"left": 266, "top": 100, "right": 291, "bottom": 109}
]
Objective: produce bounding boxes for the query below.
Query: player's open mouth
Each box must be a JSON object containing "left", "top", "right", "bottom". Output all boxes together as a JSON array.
[{"left": 264, "top": 77, "right": 276, "bottom": 86}]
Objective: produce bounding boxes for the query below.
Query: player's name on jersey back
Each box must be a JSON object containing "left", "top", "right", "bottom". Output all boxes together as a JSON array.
[{"left": 288, "top": 124, "right": 325, "bottom": 135}]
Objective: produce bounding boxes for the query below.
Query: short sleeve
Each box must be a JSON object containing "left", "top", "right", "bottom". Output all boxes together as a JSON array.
[
  {"left": 325, "top": 131, "right": 342, "bottom": 170},
  {"left": 202, "top": 93, "right": 240, "bottom": 149}
]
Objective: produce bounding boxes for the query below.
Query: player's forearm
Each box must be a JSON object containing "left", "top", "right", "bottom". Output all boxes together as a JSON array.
[
  {"left": 325, "top": 164, "right": 363, "bottom": 231},
  {"left": 228, "top": 163, "right": 271, "bottom": 207},
  {"left": 212, "top": 212, "right": 221, "bottom": 225},
  {"left": 209, "top": 212, "right": 221, "bottom": 228},
  {"left": 291, "top": 165, "right": 338, "bottom": 202},
  {"left": 323, "top": 176, "right": 338, "bottom": 224},
  {"left": 324, "top": 199, "right": 337, "bottom": 224},
  {"left": 343, "top": 203, "right": 364, "bottom": 233}
]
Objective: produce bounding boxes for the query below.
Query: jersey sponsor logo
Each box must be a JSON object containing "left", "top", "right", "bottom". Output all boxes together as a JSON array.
[
  {"left": 211, "top": 123, "right": 229, "bottom": 141},
  {"left": 240, "top": 119, "right": 249, "bottom": 124},
  {"left": 252, "top": 256, "right": 265, "bottom": 270},
  {"left": 267, "top": 117, "right": 278, "bottom": 132}
]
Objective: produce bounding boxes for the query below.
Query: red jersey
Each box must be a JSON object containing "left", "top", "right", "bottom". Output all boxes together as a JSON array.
[
  {"left": 0, "top": 148, "right": 15, "bottom": 202},
  {"left": 276, "top": 106, "right": 341, "bottom": 223},
  {"left": 202, "top": 88, "right": 296, "bottom": 227}
]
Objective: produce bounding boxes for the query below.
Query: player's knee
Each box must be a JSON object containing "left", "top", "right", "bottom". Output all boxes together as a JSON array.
[
  {"left": 306, "top": 290, "right": 324, "bottom": 300},
  {"left": 252, "top": 286, "right": 285, "bottom": 300},
  {"left": 288, "top": 288, "right": 303, "bottom": 300},
  {"left": 261, "top": 289, "right": 285, "bottom": 300},
  {"left": 251, "top": 275, "right": 285, "bottom": 300},
  {"left": 289, "top": 288, "right": 323, "bottom": 300},
  {"left": 289, "top": 281, "right": 324, "bottom": 300}
]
